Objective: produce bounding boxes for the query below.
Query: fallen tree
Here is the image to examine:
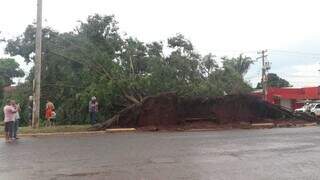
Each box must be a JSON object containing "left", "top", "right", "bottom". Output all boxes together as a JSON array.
[{"left": 90, "top": 92, "right": 318, "bottom": 131}]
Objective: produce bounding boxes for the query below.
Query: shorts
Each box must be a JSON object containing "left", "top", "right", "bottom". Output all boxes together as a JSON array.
[{"left": 5, "top": 121, "right": 13, "bottom": 133}]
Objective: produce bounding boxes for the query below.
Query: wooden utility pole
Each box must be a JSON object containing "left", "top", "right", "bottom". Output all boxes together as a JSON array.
[
  {"left": 32, "top": 0, "right": 42, "bottom": 128},
  {"left": 257, "top": 50, "right": 269, "bottom": 101}
]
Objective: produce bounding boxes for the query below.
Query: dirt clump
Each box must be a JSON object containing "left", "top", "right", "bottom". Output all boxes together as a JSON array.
[{"left": 138, "top": 93, "right": 179, "bottom": 127}]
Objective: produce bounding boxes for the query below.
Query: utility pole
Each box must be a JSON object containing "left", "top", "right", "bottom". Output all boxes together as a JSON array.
[
  {"left": 257, "top": 50, "right": 269, "bottom": 101},
  {"left": 32, "top": 0, "right": 42, "bottom": 128}
]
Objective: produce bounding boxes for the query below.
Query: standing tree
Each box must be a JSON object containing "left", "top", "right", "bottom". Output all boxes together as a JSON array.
[
  {"left": 222, "top": 54, "right": 254, "bottom": 78},
  {"left": 256, "top": 73, "right": 291, "bottom": 89},
  {"left": 0, "top": 58, "right": 25, "bottom": 98}
]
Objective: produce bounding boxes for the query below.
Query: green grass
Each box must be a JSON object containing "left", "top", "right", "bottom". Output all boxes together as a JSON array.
[{"left": 0, "top": 125, "right": 92, "bottom": 135}]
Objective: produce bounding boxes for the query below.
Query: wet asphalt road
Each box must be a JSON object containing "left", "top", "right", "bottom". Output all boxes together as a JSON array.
[{"left": 1, "top": 127, "right": 320, "bottom": 180}]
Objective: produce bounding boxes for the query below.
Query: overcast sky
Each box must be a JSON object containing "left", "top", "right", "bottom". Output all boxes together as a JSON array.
[{"left": 1, "top": 0, "right": 320, "bottom": 87}]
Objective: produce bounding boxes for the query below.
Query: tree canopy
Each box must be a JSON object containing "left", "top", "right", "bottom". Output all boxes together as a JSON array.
[
  {"left": 256, "top": 73, "right": 291, "bottom": 89},
  {"left": 3, "top": 14, "right": 254, "bottom": 125},
  {"left": 0, "top": 58, "right": 24, "bottom": 86},
  {"left": 222, "top": 54, "right": 254, "bottom": 78},
  {"left": 0, "top": 58, "right": 24, "bottom": 97}
]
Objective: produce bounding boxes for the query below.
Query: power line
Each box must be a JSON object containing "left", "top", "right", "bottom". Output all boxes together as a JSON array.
[
  {"left": 284, "top": 75, "right": 320, "bottom": 78},
  {"left": 288, "top": 82, "right": 320, "bottom": 84},
  {"left": 211, "top": 50, "right": 258, "bottom": 54},
  {"left": 269, "top": 49, "right": 320, "bottom": 57},
  {"left": 245, "top": 74, "right": 320, "bottom": 80}
]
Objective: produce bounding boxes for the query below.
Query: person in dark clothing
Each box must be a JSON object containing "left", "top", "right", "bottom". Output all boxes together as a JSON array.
[
  {"left": 88, "top": 96, "right": 98, "bottom": 125},
  {"left": 28, "top": 96, "right": 33, "bottom": 127}
]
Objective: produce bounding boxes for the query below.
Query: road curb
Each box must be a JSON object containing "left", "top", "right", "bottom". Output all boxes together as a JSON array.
[
  {"left": 303, "top": 123, "right": 318, "bottom": 127},
  {"left": 0, "top": 131, "right": 105, "bottom": 138},
  {"left": 185, "top": 128, "right": 218, "bottom": 132},
  {"left": 251, "top": 123, "right": 275, "bottom": 129},
  {"left": 106, "top": 128, "right": 136, "bottom": 133}
]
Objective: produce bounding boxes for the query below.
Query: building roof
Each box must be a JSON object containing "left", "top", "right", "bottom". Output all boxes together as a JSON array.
[{"left": 268, "top": 87, "right": 320, "bottom": 100}]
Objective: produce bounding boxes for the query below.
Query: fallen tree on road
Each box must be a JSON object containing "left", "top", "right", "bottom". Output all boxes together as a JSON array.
[{"left": 90, "top": 92, "right": 318, "bottom": 131}]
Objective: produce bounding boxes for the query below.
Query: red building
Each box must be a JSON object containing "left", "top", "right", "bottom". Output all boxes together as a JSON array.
[{"left": 253, "top": 87, "right": 320, "bottom": 110}]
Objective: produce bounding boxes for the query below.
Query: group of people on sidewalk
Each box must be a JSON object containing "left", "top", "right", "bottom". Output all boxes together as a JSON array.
[
  {"left": 42, "top": 97, "right": 98, "bottom": 126},
  {"left": 2, "top": 96, "right": 98, "bottom": 143},
  {"left": 3, "top": 100, "right": 21, "bottom": 143},
  {"left": 27, "top": 99, "right": 56, "bottom": 128},
  {"left": 40, "top": 97, "right": 97, "bottom": 126}
]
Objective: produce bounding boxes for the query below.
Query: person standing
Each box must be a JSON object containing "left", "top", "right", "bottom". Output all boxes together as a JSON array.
[
  {"left": 50, "top": 110, "right": 57, "bottom": 127},
  {"left": 28, "top": 96, "right": 33, "bottom": 127},
  {"left": 89, "top": 96, "right": 98, "bottom": 125},
  {"left": 12, "top": 101, "right": 21, "bottom": 139},
  {"left": 45, "top": 100, "right": 55, "bottom": 127},
  {"left": 3, "top": 100, "right": 16, "bottom": 143}
]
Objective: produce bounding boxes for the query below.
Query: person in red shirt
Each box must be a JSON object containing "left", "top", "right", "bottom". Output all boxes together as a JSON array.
[{"left": 45, "top": 100, "right": 55, "bottom": 127}]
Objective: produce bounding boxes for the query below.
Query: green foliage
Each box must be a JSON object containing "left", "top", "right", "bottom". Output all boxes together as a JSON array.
[
  {"left": 0, "top": 58, "right": 25, "bottom": 86},
  {"left": 222, "top": 54, "right": 254, "bottom": 77},
  {"left": 3, "top": 14, "right": 254, "bottom": 125},
  {"left": 256, "top": 73, "right": 291, "bottom": 89},
  {"left": 0, "top": 58, "right": 25, "bottom": 102}
]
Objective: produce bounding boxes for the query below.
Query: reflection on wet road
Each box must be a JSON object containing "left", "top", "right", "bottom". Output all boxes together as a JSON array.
[{"left": 1, "top": 127, "right": 320, "bottom": 180}]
